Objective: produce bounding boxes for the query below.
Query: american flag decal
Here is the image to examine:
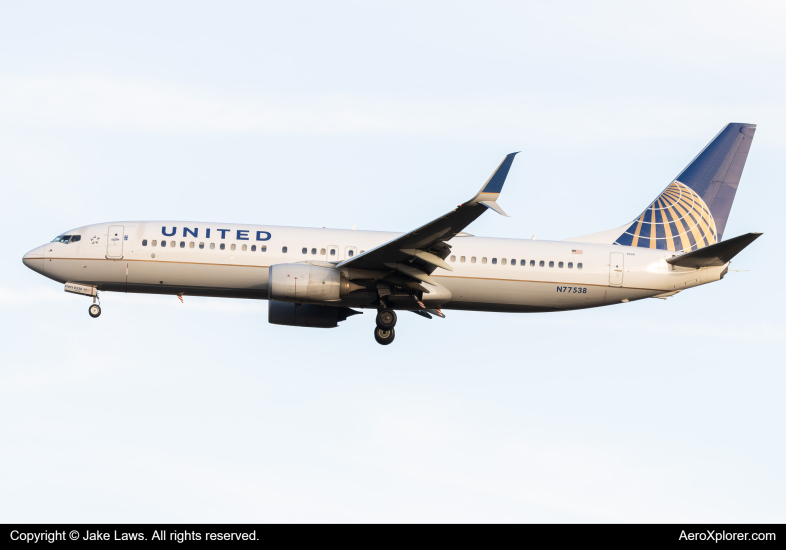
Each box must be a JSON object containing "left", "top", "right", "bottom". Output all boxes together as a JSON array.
[{"left": 572, "top": 249, "right": 583, "bottom": 254}]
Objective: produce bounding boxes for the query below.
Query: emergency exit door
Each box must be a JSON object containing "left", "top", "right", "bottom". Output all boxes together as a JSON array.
[
  {"left": 609, "top": 252, "right": 624, "bottom": 286},
  {"left": 106, "top": 225, "right": 124, "bottom": 259}
]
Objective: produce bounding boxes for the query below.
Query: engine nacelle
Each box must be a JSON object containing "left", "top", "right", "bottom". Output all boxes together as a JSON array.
[
  {"left": 268, "top": 263, "right": 358, "bottom": 304},
  {"left": 268, "top": 300, "right": 360, "bottom": 328}
]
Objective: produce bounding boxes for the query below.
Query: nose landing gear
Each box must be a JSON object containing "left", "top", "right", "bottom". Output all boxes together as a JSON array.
[
  {"left": 88, "top": 294, "right": 101, "bottom": 318},
  {"left": 374, "top": 309, "right": 397, "bottom": 345}
]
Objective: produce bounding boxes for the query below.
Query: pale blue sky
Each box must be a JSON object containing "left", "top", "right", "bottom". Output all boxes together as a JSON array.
[{"left": 1, "top": 1, "right": 784, "bottom": 522}]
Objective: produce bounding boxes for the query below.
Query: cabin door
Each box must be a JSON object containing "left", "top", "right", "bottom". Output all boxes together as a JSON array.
[
  {"left": 106, "top": 225, "right": 124, "bottom": 259},
  {"left": 609, "top": 252, "right": 624, "bottom": 286}
]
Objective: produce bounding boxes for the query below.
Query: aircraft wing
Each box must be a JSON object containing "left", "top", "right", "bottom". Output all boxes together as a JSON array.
[{"left": 337, "top": 153, "right": 518, "bottom": 289}]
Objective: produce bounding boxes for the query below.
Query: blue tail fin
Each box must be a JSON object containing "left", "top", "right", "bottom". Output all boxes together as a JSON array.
[{"left": 613, "top": 123, "right": 756, "bottom": 252}]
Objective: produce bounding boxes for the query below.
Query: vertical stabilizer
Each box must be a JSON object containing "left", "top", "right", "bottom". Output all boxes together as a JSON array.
[
  {"left": 569, "top": 123, "right": 756, "bottom": 251},
  {"left": 669, "top": 122, "right": 756, "bottom": 242}
]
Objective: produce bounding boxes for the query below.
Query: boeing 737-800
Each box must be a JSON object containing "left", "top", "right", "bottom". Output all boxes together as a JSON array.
[{"left": 23, "top": 123, "right": 761, "bottom": 345}]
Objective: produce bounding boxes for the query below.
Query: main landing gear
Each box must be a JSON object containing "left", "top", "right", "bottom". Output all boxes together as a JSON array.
[{"left": 374, "top": 309, "right": 397, "bottom": 345}]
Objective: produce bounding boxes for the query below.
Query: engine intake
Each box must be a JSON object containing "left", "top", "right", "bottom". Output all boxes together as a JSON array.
[{"left": 268, "top": 263, "right": 360, "bottom": 304}]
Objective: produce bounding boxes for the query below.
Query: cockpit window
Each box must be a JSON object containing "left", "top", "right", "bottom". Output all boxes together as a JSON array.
[{"left": 51, "top": 235, "right": 79, "bottom": 244}]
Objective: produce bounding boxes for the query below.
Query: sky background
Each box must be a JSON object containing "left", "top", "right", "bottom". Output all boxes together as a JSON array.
[{"left": 1, "top": 0, "right": 784, "bottom": 522}]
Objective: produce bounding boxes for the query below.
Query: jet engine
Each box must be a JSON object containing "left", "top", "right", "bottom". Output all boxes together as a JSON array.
[
  {"left": 268, "top": 263, "right": 361, "bottom": 304},
  {"left": 268, "top": 300, "right": 361, "bottom": 328}
]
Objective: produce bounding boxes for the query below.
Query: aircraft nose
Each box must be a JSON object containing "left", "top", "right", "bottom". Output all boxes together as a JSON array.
[{"left": 22, "top": 246, "right": 45, "bottom": 274}]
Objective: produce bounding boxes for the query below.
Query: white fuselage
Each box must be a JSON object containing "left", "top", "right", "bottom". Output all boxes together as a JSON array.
[{"left": 23, "top": 221, "right": 728, "bottom": 312}]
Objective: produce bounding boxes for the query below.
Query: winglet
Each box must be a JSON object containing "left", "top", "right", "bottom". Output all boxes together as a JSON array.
[
  {"left": 479, "top": 200, "right": 509, "bottom": 217},
  {"left": 468, "top": 152, "right": 518, "bottom": 214}
]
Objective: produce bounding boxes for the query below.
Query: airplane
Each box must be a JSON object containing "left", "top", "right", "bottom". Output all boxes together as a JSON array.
[{"left": 23, "top": 123, "right": 761, "bottom": 345}]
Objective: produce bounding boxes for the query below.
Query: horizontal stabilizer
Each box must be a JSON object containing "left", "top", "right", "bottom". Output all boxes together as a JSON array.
[{"left": 666, "top": 232, "right": 762, "bottom": 268}]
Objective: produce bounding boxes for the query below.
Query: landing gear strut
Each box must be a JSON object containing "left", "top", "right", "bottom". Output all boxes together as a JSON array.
[{"left": 374, "top": 309, "right": 397, "bottom": 345}]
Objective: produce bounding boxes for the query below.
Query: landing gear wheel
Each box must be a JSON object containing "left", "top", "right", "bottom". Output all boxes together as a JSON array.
[
  {"left": 88, "top": 304, "right": 102, "bottom": 318},
  {"left": 374, "top": 327, "right": 395, "bottom": 345},
  {"left": 376, "top": 309, "right": 397, "bottom": 330}
]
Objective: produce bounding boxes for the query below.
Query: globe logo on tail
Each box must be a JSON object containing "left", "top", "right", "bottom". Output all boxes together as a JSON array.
[{"left": 614, "top": 181, "right": 717, "bottom": 252}]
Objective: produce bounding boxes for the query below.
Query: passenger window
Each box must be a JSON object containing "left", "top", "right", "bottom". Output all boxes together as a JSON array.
[
  {"left": 199, "top": 242, "right": 204, "bottom": 249},
  {"left": 360, "top": 250, "right": 365, "bottom": 254},
  {"left": 471, "top": 256, "right": 476, "bottom": 263},
  {"left": 220, "top": 243, "right": 226, "bottom": 250},
  {"left": 482, "top": 257, "right": 487, "bottom": 264},
  {"left": 241, "top": 244, "right": 247, "bottom": 251},
  {"left": 251, "top": 245, "right": 256, "bottom": 251},
  {"left": 170, "top": 241, "right": 176, "bottom": 247},
  {"left": 261, "top": 245, "right": 267, "bottom": 252},
  {"left": 151, "top": 240, "right": 157, "bottom": 246},
  {"left": 568, "top": 262, "right": 573, "bottom": 268},
  {"left": 577, "top": 263, "right": 583, "bottom": 270},
  {"left": 348, "top": 250, "right": 354, "bottom": 257},
  {"left": 491, "top": 258, "right": 497, "bottom": 265},
  {"left": 330, "top": 249, "right": 336, "bottom": 256},
  {"left": 320, "top": 248, "right": 326, "bottom": 255},
  {"left": 282, "top": 246, "right": 288, "bottom": 253},
  {"left": 189, "top": 242, "right": 195, "bottom": 249},
  {"left": 311, "top": 248, "right": 317, "bottom": 255},
  {"left": 502, "top": 258, "right": 507, "bottom": 265},
  {"left": 539, "top": 260, "right": 544, "bottom": 267},
  {"left": 302, "top": 247, "right": 307, "bottom": 254},
  {"left": 231, "top": 244, "right": 236, "bottom": 251},
  {"left": 180, "top": 241, "right": 185, "bottom": 248},
  {"left": 511, "top": 259, "right": 516, "bottom": 265},
  {"left": 142, "top": 240, "right": 148, "bottom": 246},
  {"left": 450, "top": 255, "right": 456, "bottom": 262},
  {"left": 460, "top": 256, "right": 465, "bottom": 263},
  {"left": 521, "top": 259, "right": 525, "bottom": 266},
  {"left": 210, "top": 243, "right": 215, "bottom": 250},
  {"left": 161, "top": 240, "right": 166, "bottom": 247},
  {"left": 558, "top": 261, "right": 563, "bottom": 268},
  {"left": 549, "top": 261, "right": 554, "bottom": 268}
]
